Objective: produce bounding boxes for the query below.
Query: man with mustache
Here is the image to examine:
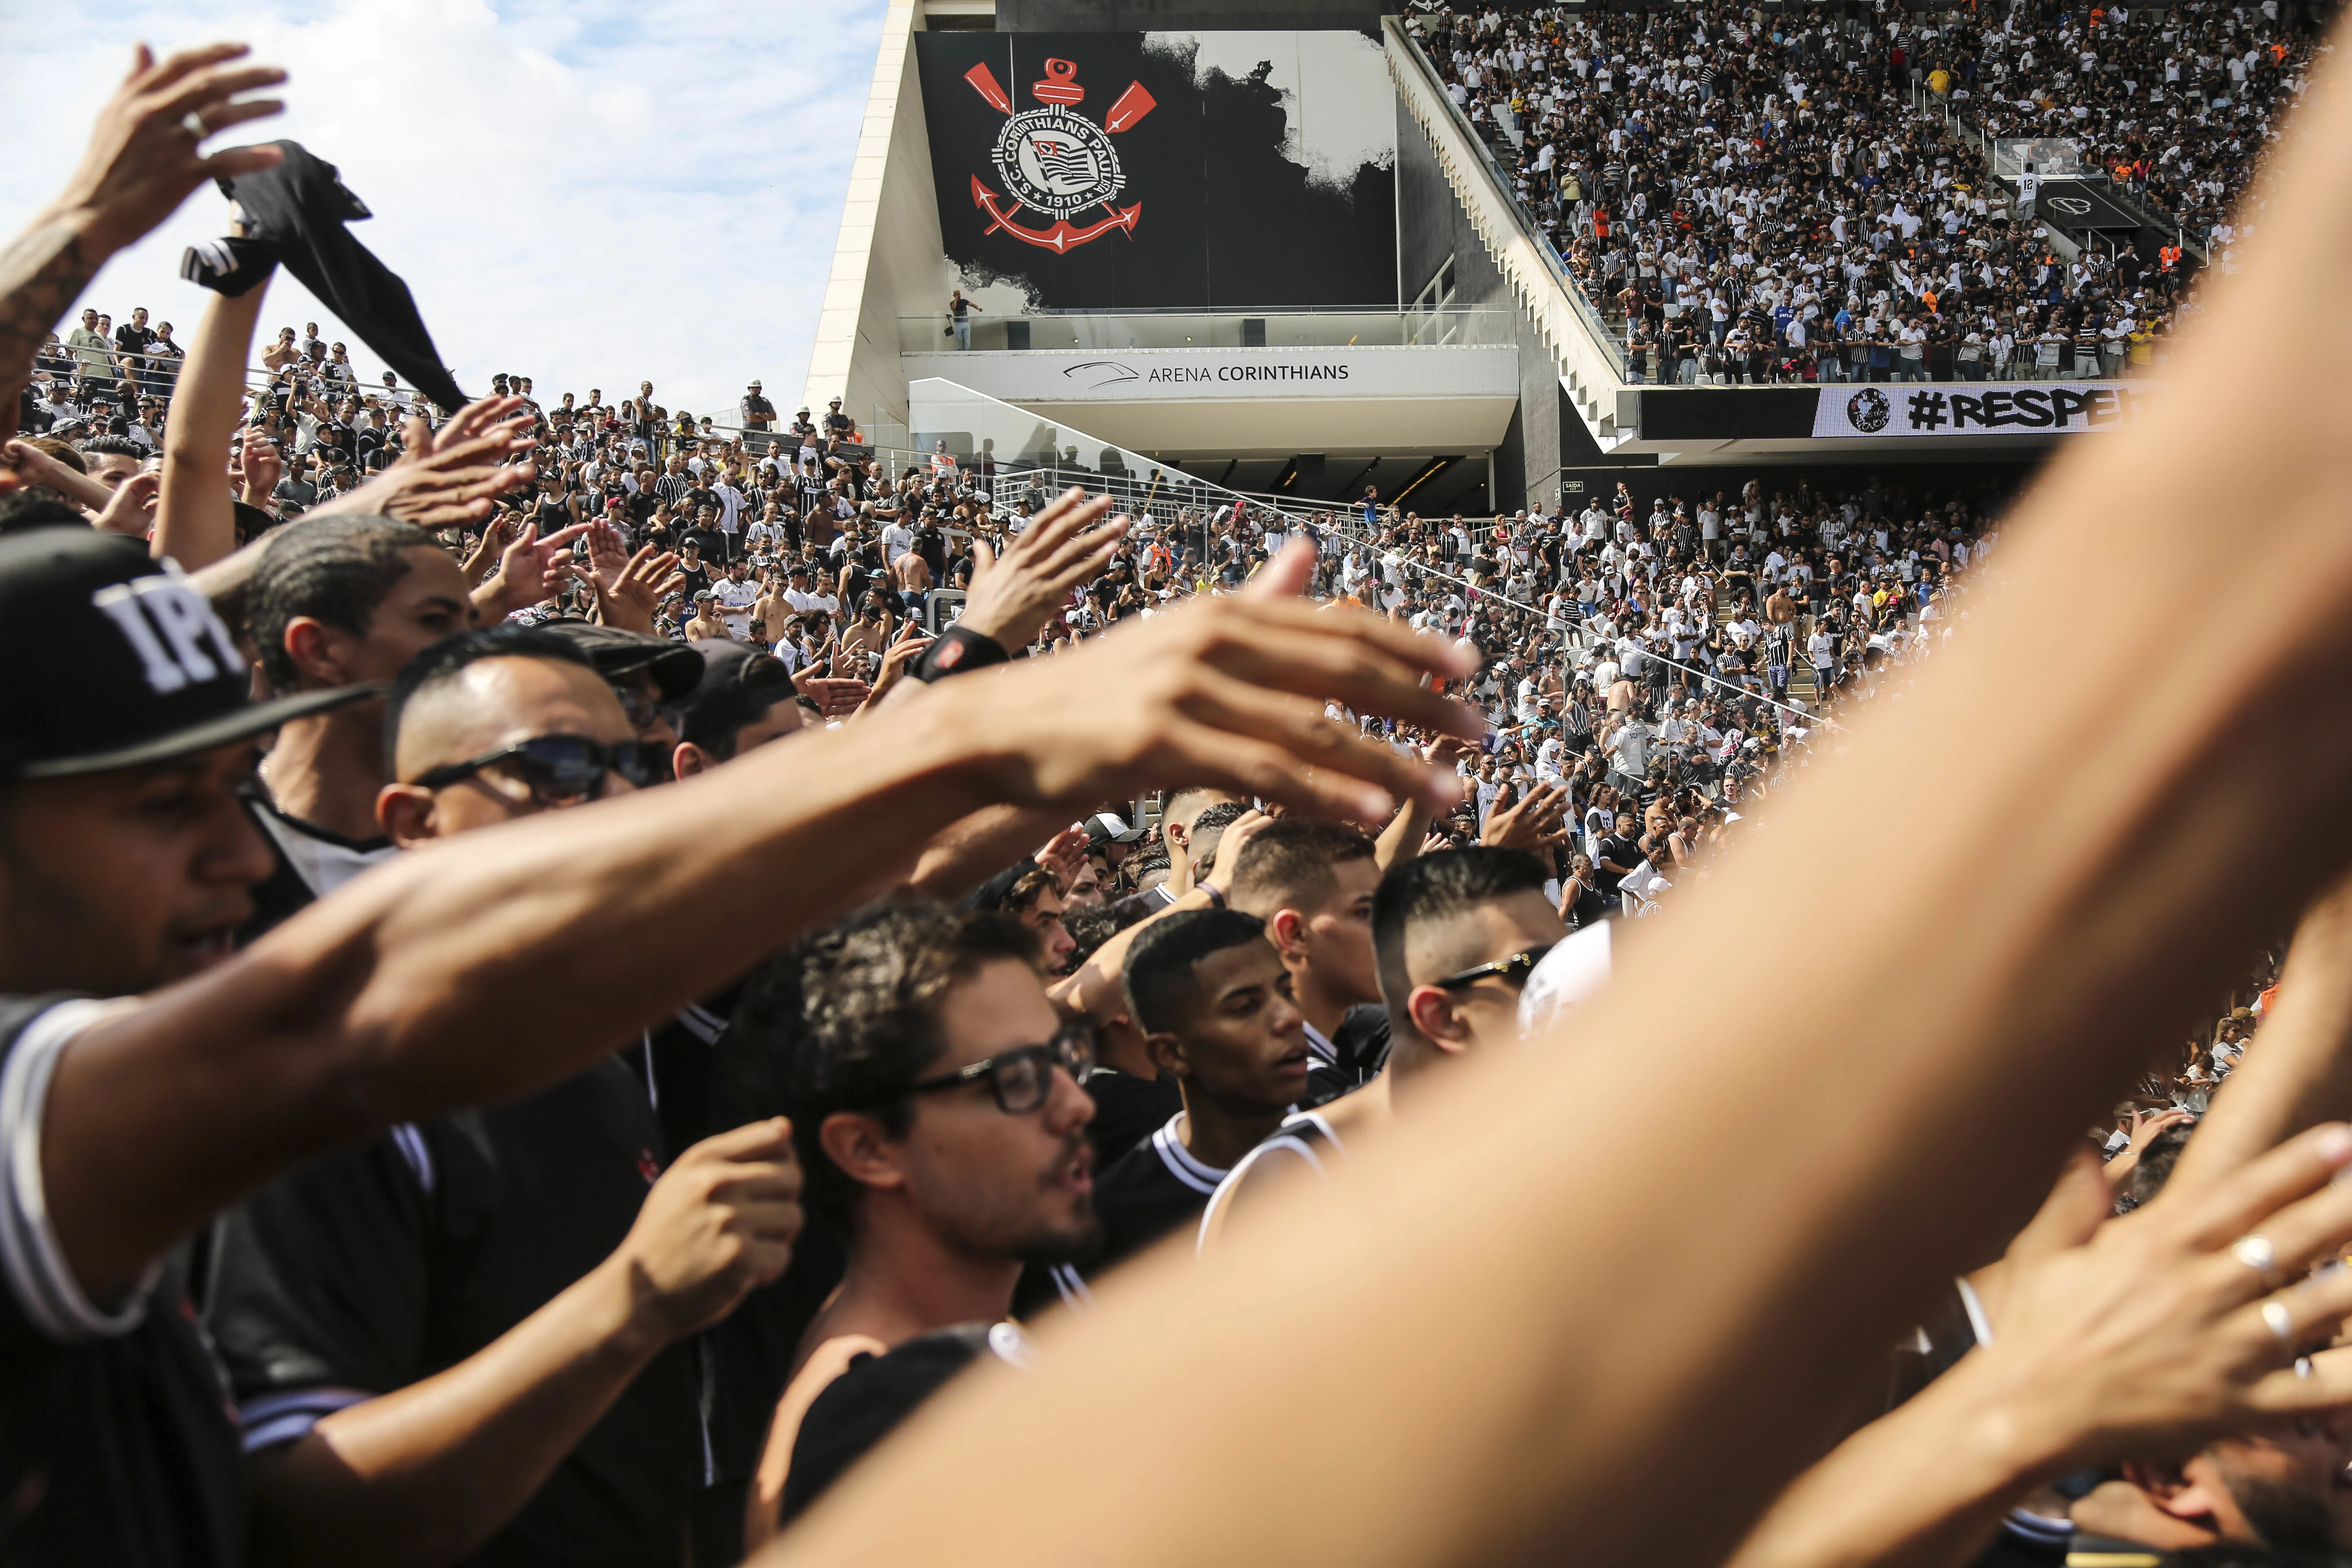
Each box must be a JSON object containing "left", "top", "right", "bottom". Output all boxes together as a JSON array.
[{"left": 740, "top": 904, "right": 1100, "bottom": 1544}]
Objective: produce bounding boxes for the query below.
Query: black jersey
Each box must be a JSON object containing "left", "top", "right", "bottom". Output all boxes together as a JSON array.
[
  {"left": 0, "top": 995, "right": 251, "bottom": 1568},
  {"left": 1089, "top": 1113, "right": 1229, "bottom": 1276},
  {"left": 1081, "top": 1065, "right": 1182, "bottom": 1174},
  {"left": 1301, "top": 1003, "right": 1392, "bottom": 1110},
  {"left": 200, "top": 1056, "right": 698, "bottom": 1568}
]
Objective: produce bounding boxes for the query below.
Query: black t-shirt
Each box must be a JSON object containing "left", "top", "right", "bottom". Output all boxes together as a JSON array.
[
  {"left": 780, "top": 1323, "right": 1024, "bottom": 1528},
  {"left": 200, "top": 1057, "right": 697, "bottom": 1568},
  {"left": 1595, "top": 833, "right": 1644, "bottom": 895},
  {"left": 1082, "top": 1067, "right": 1183, "bottom": 1175},
  {"left": 0, "top": 995, "right": 252, "bottom": 1568},
  {"left": 1085, "top": 1113, "right": 1227, "bottom": 1278}
]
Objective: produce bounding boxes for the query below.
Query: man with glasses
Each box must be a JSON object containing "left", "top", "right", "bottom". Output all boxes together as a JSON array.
[
  {"left": 206, "top": 625, "right": 784, "bottom": 1568},
  {"left": 741, "top": 903, "right": 1098, "bottom": 1541}
]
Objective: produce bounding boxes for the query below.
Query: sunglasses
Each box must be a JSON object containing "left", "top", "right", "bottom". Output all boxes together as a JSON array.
[
  {"left": 410, "top": 732, "right": 670, "bottom": 806},
  {"left": 897, "top": 1023, "right": 1096, "bottom": 1116},
  {"left": 1430, "top": 943, "right": 1558, "bottom": 992}
]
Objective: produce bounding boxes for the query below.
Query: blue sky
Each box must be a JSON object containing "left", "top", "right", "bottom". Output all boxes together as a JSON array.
[{"left": 0, "top": 0, "right": 886, "bottom": 417}]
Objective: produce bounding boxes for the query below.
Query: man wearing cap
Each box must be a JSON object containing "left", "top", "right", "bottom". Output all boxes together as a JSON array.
[
  {"left": 668, "top": 640, "right": 808, "bottom": 781},
  {"left": 209, "top": 626, "right": 800, "bottom": 1568},
  {"left": 686, "top": 588, "right": 731, "bottom": 643},
  {"left": 822, "top": 398, "right": 855, "bottom": 443},
  {"left": 739, "top": 380, "right": 776, "bottom": 443},
  {"left": 1085, "top": 810, "right": 1145, "bottom": 870}
]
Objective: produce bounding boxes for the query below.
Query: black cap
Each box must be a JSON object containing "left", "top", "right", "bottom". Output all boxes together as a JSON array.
[
  {"left": 0, "top": 527, "right": 374, "bottom": 779},
  {"left": 544, "top": 623, "right": 702, "bottom": 701},
  {"left": 671, "top": 640, "right": 797, "bottom": 748}
]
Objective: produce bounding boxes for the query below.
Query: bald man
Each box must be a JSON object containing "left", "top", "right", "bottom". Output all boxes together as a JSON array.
[{"left": 201, "top": 625, "right": 797, "bottom": 1567}]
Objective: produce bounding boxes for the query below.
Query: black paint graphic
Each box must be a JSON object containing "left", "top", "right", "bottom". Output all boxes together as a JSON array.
[{"left": 915, "top": 32, "right": 1396, "bottom": 309}]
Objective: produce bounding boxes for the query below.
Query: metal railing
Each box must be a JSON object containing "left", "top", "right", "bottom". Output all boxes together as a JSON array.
[{"left": 899, "top": 307, "right": 1517, "bottom": 354}]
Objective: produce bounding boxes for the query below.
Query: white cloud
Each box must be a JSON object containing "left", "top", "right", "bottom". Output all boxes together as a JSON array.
[{"left": 0, "top": 0, "right": 884, "bottom": 418}]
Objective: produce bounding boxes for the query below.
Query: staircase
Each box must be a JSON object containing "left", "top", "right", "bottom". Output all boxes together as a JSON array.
[{"left": 1385, "top": 18, "right": 1631, "bottom": 450}]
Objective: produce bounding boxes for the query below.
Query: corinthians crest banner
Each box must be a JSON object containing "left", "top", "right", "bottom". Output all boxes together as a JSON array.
[
  {"left": 915, "top": 32, "right": 1398, "bottom": 310},
  {"left": 1811, "top": 381, "right": 2150, "bottom": 438}
]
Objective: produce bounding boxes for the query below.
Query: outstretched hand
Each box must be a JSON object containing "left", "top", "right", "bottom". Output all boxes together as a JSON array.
[
  {"left": 1481, "top": 781, "right": 1570, "bottom": 852},
  {"left": 1966, "top": 1126, "right": 2352, "bottom": 1469},
  {"left": 472, "top": 518, "right": 590, "bottom": 618},
  {"left": 960, "top": 488, "right": 1130, "bottom": 650},
  {"left": 50, "top": 44, "right": 287, "bottom": 257},
  {"left": 956, "top": 540, "right": 1479, "bottom": 823},
  {"left": 312, "top": 395, "right": 536, "bottom": 532}
]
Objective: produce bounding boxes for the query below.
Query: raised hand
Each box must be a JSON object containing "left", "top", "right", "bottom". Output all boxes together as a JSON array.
[
  {"left": 1204, "top": 808, "right": 1275, "bottom": 897},
  {"left": 473, "top": 519, "right": 591, "bottom": 618},
  {"left": 91, "top": 470, "right": 160, "bottom": 539},
  {"left": 959, "top": 488, "right": 1131, "bottom": 650},
  {"left": 793, "top": 668, "right": 869, "bottom": 719},
  {"left": 597, "top": 542, "right": 681, "bottom": 636},
  {"left": 44, "top": 43, "right": 287, "bottom": 258},
  {"left": 860, "top": 618, "right": 937, "bottom": 712},
  {"left": 1481, "top": 781, "right": 1570, "bottom": 851},
  {"left": 1, "top": 437, "right": 113, "bottom": 511},
  {"left": 1034, "top": 826, "right": 1093, "bottom": 893},
  {"left": 314, "top": 396, "right": 535, "bottom": 533},
  {"left": 1968, "top": 1125, "right": 2352, "bottom": 1468},
  {"left": 236, "top": 426, "right": 282, "bottom": 508}
]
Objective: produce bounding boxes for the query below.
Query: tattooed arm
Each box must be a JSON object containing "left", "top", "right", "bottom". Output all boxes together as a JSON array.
[{"left": 0, "top": 42, "right": 286, "bottom": 438}]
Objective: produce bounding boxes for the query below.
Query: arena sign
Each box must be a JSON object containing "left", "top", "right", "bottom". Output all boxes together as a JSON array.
[{"left": 1812, "top": 382, "right": 2148, "bottom": 438}]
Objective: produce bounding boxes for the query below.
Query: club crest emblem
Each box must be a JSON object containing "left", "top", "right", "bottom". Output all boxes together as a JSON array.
[
  {"left": 965, "top": 57, "right": 1155, "bottom": 252},
  {"left": 1846, "top": 387, "right": 1891, "bottom": 433}
]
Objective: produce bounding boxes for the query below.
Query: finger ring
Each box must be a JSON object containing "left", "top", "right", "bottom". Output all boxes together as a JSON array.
[
  {"left": 180, "top": 111, "right": 207, "bottom": 141},
  {"left": 2263, "top": 1298, "right": 2296, "bottom": 1345},
  {"left": 2234, "top": 1235, "right": 2280, "bottom": 1277},
  {"left": 2298, "top": 1355, "right": 2315, "bottom": 1379}
]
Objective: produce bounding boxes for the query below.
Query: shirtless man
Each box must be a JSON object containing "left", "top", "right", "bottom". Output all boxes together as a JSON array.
[{"left": 684, "top": 590, "right": 732, "bottom": 643}]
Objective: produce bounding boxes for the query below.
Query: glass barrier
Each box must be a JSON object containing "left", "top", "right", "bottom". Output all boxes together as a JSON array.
[
  {"left": 901, "top": 375, "right": 1341, "bottom": 534},
  {"left": 899, "top": 307, "right": 1515, "bottom": 354}
]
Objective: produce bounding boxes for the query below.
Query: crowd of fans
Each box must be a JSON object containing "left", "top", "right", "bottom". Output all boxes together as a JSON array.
[
  {"left": 15, "top": 29, "right": 2352, "bottom": 1568},
  {"left": 1408, "top": 0, "right": 2328, "bottom": 385}
]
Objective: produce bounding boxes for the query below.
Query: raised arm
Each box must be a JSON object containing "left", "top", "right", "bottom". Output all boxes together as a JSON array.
[
  {"left": 154, "top": 279, "right": 269, "bottom": 569},
  {"left": 2164, "top": 873, "right": 2352, "bottom": 1198},
  {"left": 41, "top": 540, "right": 1478, "bottom": 1300},
  {"left": 0, "top": 44, "right": 284, "bottom": 421},
  {"left": 760, "top": 36, "right": 2352, "bottom": 1568}
]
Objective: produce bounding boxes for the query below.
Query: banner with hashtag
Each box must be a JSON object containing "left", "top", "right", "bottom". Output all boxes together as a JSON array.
[{"left": 1811, "top": 382, "right": 2149, "bottom": 439}]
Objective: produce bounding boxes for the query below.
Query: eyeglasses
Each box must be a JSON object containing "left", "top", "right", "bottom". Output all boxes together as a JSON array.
[
  {"left": 898, "top": 1023, "right": 1095, "bottom": 1116},
  {"left": 410, "top": 733, "right": 670, "bottom": 806},
  {"left": 1430, "top": 943, "right": 1557, "bottom": 992}
]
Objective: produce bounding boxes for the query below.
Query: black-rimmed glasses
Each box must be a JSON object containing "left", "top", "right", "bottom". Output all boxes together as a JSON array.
[
  {"left": 1430, "top": 943, "right": 1557, "bottom": 992},
  {"left": 900, "top": 1024, "right": 1095, "bottom": 1116},
  {"left": 409, "top": 733, "right": 670, "bottom": 808}
]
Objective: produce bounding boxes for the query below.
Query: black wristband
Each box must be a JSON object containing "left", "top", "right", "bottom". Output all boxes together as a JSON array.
[{"left": 912, "top": 623, "right": 1009, "bottom": 683}]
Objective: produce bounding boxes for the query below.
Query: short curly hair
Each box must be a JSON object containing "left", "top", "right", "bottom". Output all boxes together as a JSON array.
[{"left": 723, "top": 902, "right": 1038, "bottom": 1225}]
